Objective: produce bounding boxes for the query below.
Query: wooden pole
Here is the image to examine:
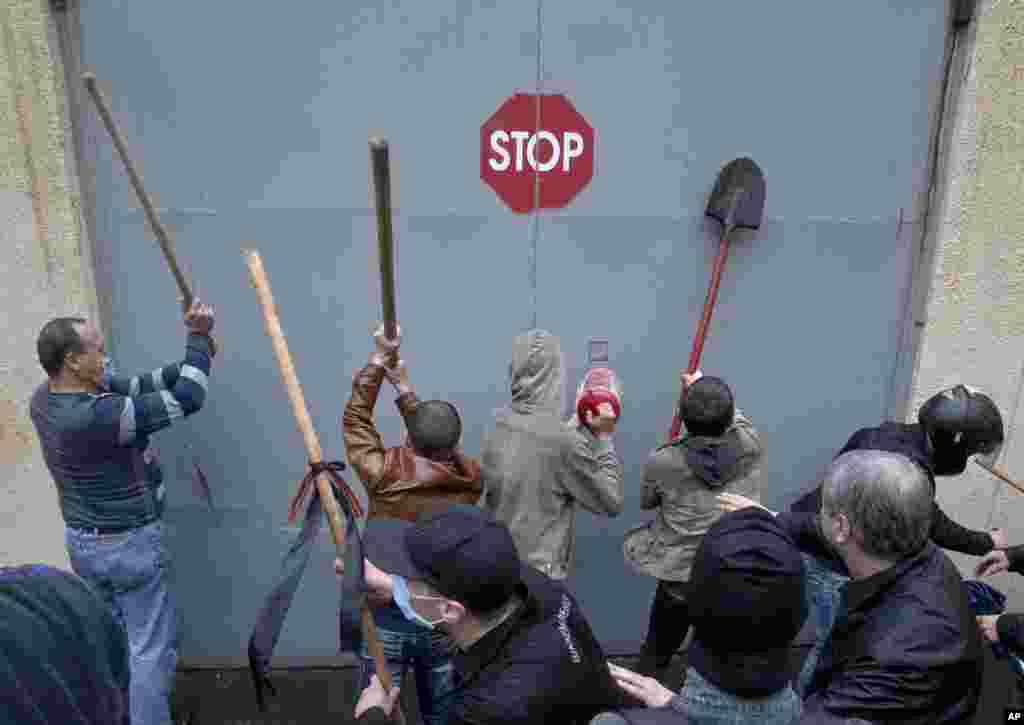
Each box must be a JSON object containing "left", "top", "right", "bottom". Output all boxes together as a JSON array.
[
  {"left": 83, "top": 72, "right": 193, "bottom": 309},
  {"left": 83, "top": 72, "right": 220, "bottom": 354},
  {"left": 370, "top": 138, "right": 398, "bottom": 342},
  {"left": 976, "top": 460, "right": 1024, "bottom": 497},
  {"left": 244, "top": 250, "right": 399, "bottom": 712}
]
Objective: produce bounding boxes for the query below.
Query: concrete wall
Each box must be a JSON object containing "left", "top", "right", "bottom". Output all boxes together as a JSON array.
[
  {"left": 906, "top": 0, "right": 1024, "bottom": 606},
  {"left": 0, "top": 0, "right": 98, "bottom": 568}
]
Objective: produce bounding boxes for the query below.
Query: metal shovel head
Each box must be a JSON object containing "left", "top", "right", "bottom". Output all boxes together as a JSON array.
[{"left": 705, "top": 157, "right": 766, "bottom": 230}]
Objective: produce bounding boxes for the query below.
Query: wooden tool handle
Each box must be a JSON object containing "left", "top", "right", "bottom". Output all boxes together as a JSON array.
[
  {"left": 83, "top": 72, "right": 193, "bottom": 308},
  {"left": 370, "top": 138, "right": 398, "bottom": 341},
  {"left": 245, "top": 250, "right": 323, "bottom": 464},
  {"left": 667, "top": 232, "right": 733, "bottom": 442},
  {"left": 976, "top": 460, "right": 1024, "bottom": 496},
  {"left": 686, "top": 235, "right": 732, "bottom": 374},
  {"left": 84, "top": 71, "right": 219, "bottom": 355},
  {"left": 244, "top": 250, "right": 396, "bottom": 700}
]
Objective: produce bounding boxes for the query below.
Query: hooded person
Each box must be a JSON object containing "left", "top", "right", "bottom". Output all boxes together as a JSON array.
[
  {"left": 0, "top": 564, "right": 131, "bottom": 725},
  {"left": 480, "top": 329, "right": 624, "bottom": 582},
  {"left": 623, "top": 371, "right": 765, "bottom": 681}
]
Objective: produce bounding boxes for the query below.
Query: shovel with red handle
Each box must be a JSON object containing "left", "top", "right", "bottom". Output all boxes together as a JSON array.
[{"left": 667, "top": 158, "right": 766, "bottom": 442}]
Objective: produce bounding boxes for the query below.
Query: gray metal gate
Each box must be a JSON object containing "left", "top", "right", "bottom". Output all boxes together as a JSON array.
[{"left": 79, "top": 1, "right": 949, "bottom": 657}]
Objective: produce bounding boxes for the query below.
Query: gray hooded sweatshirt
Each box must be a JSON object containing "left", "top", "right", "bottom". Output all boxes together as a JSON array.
[{"left": 481, "top": 330, "right": 624, "bottom": 580}]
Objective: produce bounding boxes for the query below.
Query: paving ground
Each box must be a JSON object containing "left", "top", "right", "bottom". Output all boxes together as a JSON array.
[
  {"left": 169, "top": 646, "right": 1015, "bottom": 724},
  {"left": 169, "top": 654, "right": 685, "bottom": 725}
]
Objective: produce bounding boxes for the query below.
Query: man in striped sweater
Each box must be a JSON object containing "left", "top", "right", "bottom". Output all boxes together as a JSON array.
[{"left": 29, "top": 300, "right": 215, "bottom": 725}]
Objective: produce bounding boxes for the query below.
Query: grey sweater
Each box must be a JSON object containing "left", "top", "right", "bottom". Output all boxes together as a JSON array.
[{"left": 481, "top": 330, "right": 623, "bottom": 580}]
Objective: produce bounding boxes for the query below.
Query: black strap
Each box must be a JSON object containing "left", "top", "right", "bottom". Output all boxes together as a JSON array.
[
  {"left": 248, "top": 463, "right": 366, "bottom": 712},
  {"left": 288, "top": 460, "right": 363, "bottom": 522}
]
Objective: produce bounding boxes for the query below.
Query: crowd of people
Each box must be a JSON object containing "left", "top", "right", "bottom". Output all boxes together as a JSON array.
[{"left": 4, "top": 304, "right": 1021, "bottom": 724}]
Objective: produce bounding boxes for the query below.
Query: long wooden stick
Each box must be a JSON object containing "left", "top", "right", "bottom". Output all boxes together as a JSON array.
[
  {"left": 370, "top": 138, "right": 398, "bottom": 342},
  {"left": 244, "top": 250, "right": 397, "bottom": 706},
  {"left": 975, "top": 460, "right": 1024, "bottom": 496},
  {"left": 83, "top": 72, "right": 193, "bottom": 309}
]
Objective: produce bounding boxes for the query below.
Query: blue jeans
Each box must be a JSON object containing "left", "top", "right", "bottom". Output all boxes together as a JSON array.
[
  {"left": 674, "top": 668, "right": 801, "bottom": 725},
  {"left": 796, "top": 553, "right": 849, "bottom": 697},
  {"left": 66, "top": 521, "right": 177, "bottom": 725},
  {"left": 591, "top": 668, "right": 801, "bottom": 725},
  {"left": 358, "top": 610, "right": 456, "bottom": 725}
]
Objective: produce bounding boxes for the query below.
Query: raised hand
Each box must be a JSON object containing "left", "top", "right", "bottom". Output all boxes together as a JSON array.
[
  {"left": 585, "top": 402, "right": 618, "bottom": 436},
  {"left": 371, "top": 323, "right": 401, "bottom": 367},
  {"left": 681, "top": 369, "right": 703, "bottom": 389},
  {"left": 384, "top": 359, "right": 414, "bottom": 396},
  {"left": 184, "top": 299, "right": 215, "bottom": 337}
]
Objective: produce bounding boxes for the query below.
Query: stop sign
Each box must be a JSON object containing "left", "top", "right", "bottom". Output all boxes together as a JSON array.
[{"left": 480, "top": 93, "right": 595, "bottom": 213}]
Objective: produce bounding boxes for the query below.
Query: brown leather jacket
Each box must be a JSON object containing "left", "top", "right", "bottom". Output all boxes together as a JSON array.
[{"left": 343, "top": 363, "right": 482, "bottom": 522}]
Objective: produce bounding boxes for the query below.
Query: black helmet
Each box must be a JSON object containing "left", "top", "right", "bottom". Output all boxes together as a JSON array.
[{"left": 918, "top": 385, "right": 1004, "bottom": 476}]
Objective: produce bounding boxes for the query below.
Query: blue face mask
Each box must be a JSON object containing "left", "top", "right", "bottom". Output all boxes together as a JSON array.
[
  {"left": 391, "top": 575, "right": 446, "bottom": 630},
  {"left": 101, "top": 357, "right": 116, "bottom": 391}
]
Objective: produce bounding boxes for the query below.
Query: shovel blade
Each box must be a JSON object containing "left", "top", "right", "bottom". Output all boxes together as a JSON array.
[{"left": 705, "top": 157, "right": 766, "bottom": 231}]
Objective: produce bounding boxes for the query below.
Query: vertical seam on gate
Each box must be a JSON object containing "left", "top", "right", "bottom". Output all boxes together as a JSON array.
[
  {"left": 896, "top": 8, "right": 965, "bottom": 421},
  {"left": 529, "top": 0, "right": 543, "bottom": 329},
  {"left": 885, "top": 207, "right": 913, "bottom": 422}
]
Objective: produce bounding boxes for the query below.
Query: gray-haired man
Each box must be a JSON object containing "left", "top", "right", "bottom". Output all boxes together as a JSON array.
[{"left": 720, "top": 450, "right": 983, "bottom": 724}]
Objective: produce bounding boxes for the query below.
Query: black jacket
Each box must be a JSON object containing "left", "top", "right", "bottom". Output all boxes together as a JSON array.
[
  {"left": 790, "top": 423, "right": 995, "bottom": 559},
  {"left": 358, "top": 565, "right": 632, "bottom": 724},
  {"left": 0, "top": 564, "right": 131, "bottom": 725},
  {"left": 777, "top": 512, "right": 983, "bottom": 724}
]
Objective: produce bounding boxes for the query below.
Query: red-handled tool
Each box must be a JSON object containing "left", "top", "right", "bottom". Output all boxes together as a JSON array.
[{"left": 667, "top": 158, "right": 766, "bottom": 442}]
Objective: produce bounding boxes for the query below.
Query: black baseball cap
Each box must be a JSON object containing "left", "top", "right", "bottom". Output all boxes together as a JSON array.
[
  {"left": 686, "top": 507, "right": 807, "bottom": 697},
  {"left": 363, "top": 504, "right": 523, "bottom": 614}
]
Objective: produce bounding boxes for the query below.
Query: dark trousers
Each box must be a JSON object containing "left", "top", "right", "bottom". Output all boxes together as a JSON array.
[{"left": 636, "top": 579, "right": 691, "bottom": 679}]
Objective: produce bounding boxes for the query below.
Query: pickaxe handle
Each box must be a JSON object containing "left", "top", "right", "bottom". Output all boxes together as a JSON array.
[
  {"left": 245, "top": 250, "right": 401, "bottom": 719},
  {"left": 668, "top": 227, "right": 734, "bottom": 441}
]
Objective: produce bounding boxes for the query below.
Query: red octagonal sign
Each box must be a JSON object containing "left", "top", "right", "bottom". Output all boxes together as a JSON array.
[{"left": 481, "top": 93, "right": 595, "bottom": 213}]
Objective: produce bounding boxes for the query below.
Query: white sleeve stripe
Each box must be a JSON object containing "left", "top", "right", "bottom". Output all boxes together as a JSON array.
[
  {"left": 179, "top": 364, "right": 209, "bottom": 392},
  {"left": 118, "top": 397, "right": 137, "bottom": 445},
  {"left": 159, "top": 390, "right": 184, "bottom": 420},
  {"left": 151, "top": 368, "right": 167, "bottom": 392},
  {"left": 129, "top": 377, "right": 140, "bottom": 397}
]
